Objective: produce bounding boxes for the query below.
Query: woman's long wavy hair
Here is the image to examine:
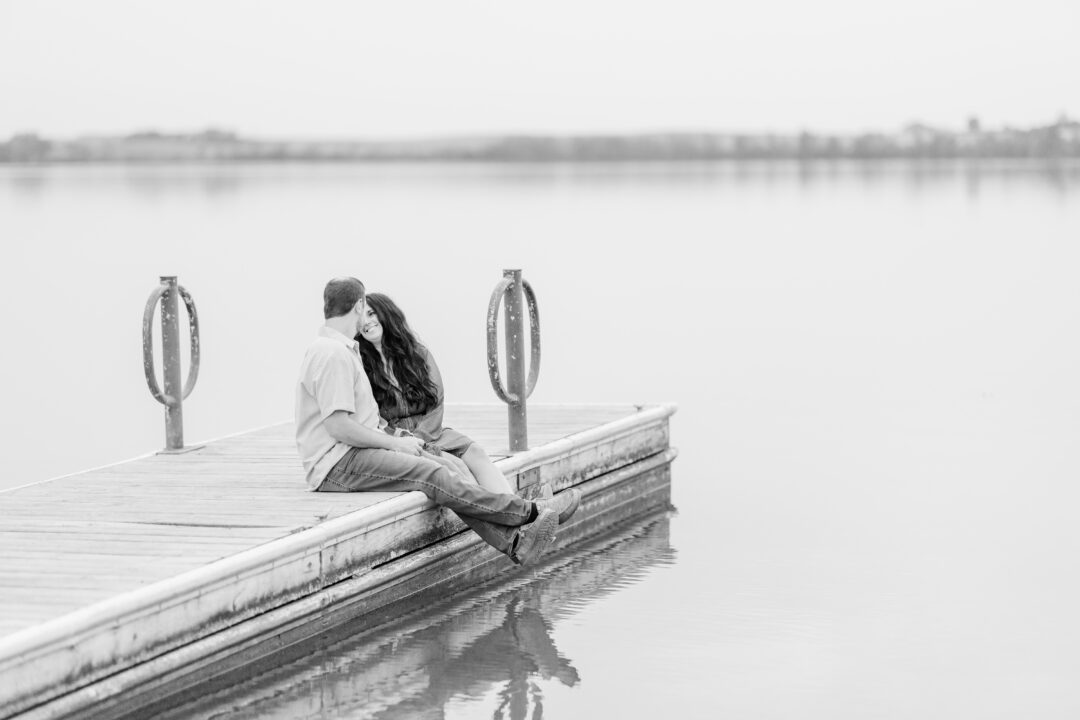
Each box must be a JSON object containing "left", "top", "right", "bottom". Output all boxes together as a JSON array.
[{"left": 356, "top": 293, "right": 440, "bottom": 415}]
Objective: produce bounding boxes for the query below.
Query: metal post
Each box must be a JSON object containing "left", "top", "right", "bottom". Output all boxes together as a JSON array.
[
  {"left": 503, "top": 269, "right": 528, "bottom": 451},
  {"left": 486, "top": 269, "right": 541, "bottom": 453},
  {"left": 159, "top": 276, "right": 184, "bottom": 450},
  {"left": 143, "top": 275, "right": 201, "bottom": 453}
]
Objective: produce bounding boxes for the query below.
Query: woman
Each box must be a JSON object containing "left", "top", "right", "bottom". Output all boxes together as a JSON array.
[{"left": 356, "top": 293, "right": 513, "bottom": 494}]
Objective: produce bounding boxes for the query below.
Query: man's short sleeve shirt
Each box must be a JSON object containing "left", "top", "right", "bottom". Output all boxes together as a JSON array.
[{"left": 294, "top": 326, "right": 383, "bottom": 489}]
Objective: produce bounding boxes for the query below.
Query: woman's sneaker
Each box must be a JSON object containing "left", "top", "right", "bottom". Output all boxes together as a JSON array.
[
  {"left": 511, "top": 508, "right": 558, "bottom": 566},
  {"left": 535, "top": 487, "right": 582, "bottom": 524}
]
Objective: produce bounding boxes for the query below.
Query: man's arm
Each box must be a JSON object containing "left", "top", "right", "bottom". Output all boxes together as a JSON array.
[{"left": 324, "top": 411, "right": 424, "bottom": 456}]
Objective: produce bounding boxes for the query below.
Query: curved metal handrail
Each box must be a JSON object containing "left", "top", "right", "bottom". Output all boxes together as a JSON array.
[
  {"left": 142, "top": 282, "right": 200, "bottom": 406},
  {"left": 486, "top": 278, "right": 541, "bottom": 403},
  {"left": 142, "top": 276, "right": 200, "bottom": 452},
  {"left": 486, "top": 270, "right": 540, "bottom": 451},
  {"left": 485, "top": 278, "right": 513, "bottom": 403}
]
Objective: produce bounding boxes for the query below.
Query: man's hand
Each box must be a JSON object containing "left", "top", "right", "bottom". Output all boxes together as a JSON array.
[
  {"left": 390, "top": 436, "right": 424, "bottom": 456},
  {"left": 324, "top": 411, "right": 425, "bottom": 454}
]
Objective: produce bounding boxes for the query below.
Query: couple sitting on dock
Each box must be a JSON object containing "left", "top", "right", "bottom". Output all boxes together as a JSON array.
[{"left": 295, "top": 277, "right": 581, "bottom": 567}]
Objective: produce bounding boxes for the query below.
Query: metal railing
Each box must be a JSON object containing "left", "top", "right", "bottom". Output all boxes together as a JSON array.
[
  {"left": 486, "top": 269, "right": 540, "bottom": 452},
  {"left": 142, "top": 276, "right": 201, "bottom": 452}
]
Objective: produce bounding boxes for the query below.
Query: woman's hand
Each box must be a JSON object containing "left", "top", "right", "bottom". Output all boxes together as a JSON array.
[{"left": 391, "top": 436, "right": 425, "bottom": 456}]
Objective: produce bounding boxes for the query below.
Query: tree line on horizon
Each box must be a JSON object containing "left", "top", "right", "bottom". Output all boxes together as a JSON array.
[{"left": 2, "top": 118, "right": 1079, "bottom": 162}]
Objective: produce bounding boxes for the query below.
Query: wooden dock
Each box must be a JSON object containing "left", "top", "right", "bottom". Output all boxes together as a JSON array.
[
  {"left": 0, "top": 403, "right": 676, "bottom": 720},
  {"left": 160, "top": 511, "right": 675, "bottom": 719}
]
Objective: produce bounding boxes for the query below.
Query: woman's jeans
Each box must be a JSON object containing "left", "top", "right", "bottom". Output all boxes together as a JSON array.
[{"left": 318, "top": 446, "right": 528, "bottom": 556}]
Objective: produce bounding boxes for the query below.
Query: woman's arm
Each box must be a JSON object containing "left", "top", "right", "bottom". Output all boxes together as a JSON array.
[{"left": 414, "top": 346, "right": 446, "bottom": 436}]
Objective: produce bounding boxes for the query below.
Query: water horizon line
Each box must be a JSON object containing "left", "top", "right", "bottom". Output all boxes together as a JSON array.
[{"left": 4, "top": 116, "right": 1079, "bottom": 163}]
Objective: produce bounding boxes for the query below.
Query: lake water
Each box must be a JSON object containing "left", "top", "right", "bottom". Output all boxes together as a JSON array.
[{"left": 2, "top": 160, "right": 1080, "bottom": 717}]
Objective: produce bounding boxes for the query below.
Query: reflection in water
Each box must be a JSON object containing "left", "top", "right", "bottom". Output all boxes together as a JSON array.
[
  {"left": 2, "top": 159, "right": 1078, "bottom": 200},
  {"left": 4, "top": 169, "right": 49, "bottom": 199},
  {"left": 163, "top": 513, "right": 675, "bottom": 720}
]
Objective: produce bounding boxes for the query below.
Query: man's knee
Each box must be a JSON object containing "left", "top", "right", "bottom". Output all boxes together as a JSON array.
[
  {"left": 345, "top": 449, "right": 445, "bottom": 487},
  {"left": 403, "top": 454, "right": 455, "bottom": 486},
  {"left": 444, "top": 455, "right": 475, "bottom": 483},
  {"left": 421, "top": 460, "right": 477, "bottom": 495}
]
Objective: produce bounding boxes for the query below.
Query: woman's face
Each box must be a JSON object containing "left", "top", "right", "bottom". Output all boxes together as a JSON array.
[{"left": 359, "top": 304, "right": 383, "bottom": 345}]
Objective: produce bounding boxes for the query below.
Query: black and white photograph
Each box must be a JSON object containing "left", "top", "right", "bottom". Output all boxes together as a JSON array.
[{"left": 1, "top": 1, "right": 1078, "bottom": 718}]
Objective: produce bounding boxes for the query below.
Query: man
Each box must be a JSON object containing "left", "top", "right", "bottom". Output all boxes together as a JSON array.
[{"left": 295, "top": 277, "right": 580, "bottom": 566}]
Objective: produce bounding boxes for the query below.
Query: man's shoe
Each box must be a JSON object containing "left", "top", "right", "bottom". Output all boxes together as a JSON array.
[
  {"left": 535, "top": 487, "right": 582, "bottom": 524},
  {"left": 511, "top": 508, "right": 558, "bottom": 566}
]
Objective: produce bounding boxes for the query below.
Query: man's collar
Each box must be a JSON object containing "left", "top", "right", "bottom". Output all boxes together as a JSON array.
[{"left": 319, "top": 325, "right": 359, "bottom": 352}]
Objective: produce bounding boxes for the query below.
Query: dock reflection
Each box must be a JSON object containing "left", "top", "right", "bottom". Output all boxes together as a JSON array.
[{"left": 165, "top": 512, "right": 675, "bottom": 720}]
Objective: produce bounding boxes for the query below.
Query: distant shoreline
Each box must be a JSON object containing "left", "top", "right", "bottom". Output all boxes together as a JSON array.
[
  {"left": 3, "top": 119, "right": 1079, "bottom": 163},
  {"left": 2, "top": 155, "right": 1080, "bottom": 166}
]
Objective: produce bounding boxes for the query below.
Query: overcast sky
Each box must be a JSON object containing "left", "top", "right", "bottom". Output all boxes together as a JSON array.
[{"left": 2, "top": 0, "right": 1077, "bottom": 139}]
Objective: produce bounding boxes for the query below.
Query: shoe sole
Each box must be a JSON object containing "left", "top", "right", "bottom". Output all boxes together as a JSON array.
[
  {"left": 537, "top": 488, "right": 581, "bottom": 524},
  {"left": 514, "top": 509, "right": 558, "bottom": 567},
  {"left": 555, "top": 488, "right": 582, "bottom": 524}
]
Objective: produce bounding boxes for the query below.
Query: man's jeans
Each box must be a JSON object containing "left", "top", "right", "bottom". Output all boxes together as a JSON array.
[{"left": 318, "top": 446, "right": 529, "bottom": 556}]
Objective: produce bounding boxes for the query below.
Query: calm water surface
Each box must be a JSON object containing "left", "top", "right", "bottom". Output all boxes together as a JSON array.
[{"left": 2, "top": 160, "right": 1080, "bottom": 717}]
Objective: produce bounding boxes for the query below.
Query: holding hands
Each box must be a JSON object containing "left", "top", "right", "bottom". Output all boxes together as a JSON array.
[{"left": 391, "top": 435, "right": 425, "bottom": 456}]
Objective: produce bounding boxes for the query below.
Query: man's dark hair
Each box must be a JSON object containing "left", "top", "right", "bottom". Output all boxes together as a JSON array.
[{"left": 323, "top": 277, "right": 366, "bottom": 319}]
